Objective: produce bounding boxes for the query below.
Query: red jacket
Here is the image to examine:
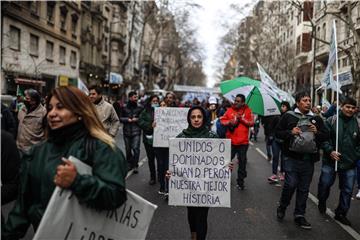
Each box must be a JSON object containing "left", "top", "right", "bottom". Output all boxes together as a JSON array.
[{"left": 220, "top": 105, "right": 254, "bottom": 145}]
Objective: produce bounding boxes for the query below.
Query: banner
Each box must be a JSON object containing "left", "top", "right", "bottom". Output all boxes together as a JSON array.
[
  {"left": 320, "top": 20, "right": 342, "bottom": 94},
  {"left": 77, "top": 78, "right": 89, "bottom": 95},
  {"left": 33, "top": 156, "right": 157, "bottom": 240},
  {"left": 257, "top": 62, "right": 295, "bottom": 104},
  {"left": 153, "top": 107, "right": 189, "bottom": 147},
  {"left": 168, "top": 138, "right": 232, "bottom": 208}
]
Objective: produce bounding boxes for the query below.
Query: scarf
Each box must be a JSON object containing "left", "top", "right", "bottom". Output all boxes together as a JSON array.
[
  {"left": 48, "top": 121, "right": 87, "bottom": 145},
  {"left": 181, "top": 125, "right": 212, "bottom": 138}
]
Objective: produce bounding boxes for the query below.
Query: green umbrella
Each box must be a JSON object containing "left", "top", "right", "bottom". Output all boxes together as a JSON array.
[{"left": 220, "top": 76, "right": 281, "bottom": 116}]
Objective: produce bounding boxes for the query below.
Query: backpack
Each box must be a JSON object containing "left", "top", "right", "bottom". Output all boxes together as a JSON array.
[{"left": 287, "top": 111, "right": 317, "bottom": 154}]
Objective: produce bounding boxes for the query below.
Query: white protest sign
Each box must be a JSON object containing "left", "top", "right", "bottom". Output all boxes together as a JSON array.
[
  {"left": 34, "top": 156, "right": 157, "bottom": 240},
  {"left": 168, "top": 138, "right": 232, "bottom": 208},
  {"left": 153, "top": 107, "right": 189, "bottom": 147}
]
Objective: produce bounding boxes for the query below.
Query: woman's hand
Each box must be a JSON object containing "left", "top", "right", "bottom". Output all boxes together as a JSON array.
[
  {"left": 228, "top": 162, "right": 234, "bottom": 171},
  {"left": 152, "top": 122, "right": 157, "bottom": 128},
  {"left": 54, "top": 158, "right": 77, "bottom": 188},
  {"left": 165, "top": 170, "right": 172, "bottom": 179}
]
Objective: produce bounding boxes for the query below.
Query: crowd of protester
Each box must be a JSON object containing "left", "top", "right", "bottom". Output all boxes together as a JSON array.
[{"left": 1, "top": 86, "right": 360, "bottom": 239}]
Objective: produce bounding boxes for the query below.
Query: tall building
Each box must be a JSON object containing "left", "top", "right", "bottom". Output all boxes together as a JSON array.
[{"left": 1, "top": 1, "right": 81, "bottom": 95}]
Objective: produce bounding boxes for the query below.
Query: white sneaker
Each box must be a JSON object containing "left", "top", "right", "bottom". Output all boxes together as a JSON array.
[{"left": 356, "top": 190, "right": 360, "bottom": 200}]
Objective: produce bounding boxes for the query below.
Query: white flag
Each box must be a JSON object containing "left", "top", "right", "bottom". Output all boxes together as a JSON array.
[
  {"left": 77, "top": 78, "right": 89, "bottom": 95},
  {"left": 320, "top": 20, "right": 342, "bottom": 93},
  {"left": 257, "top": 62, "right": 295, "bottom": 103}
]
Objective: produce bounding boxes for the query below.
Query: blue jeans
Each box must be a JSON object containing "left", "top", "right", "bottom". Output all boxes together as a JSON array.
[
  {"left": 317, "top": 164, "right": 356, "bottom": 216},
  {"left": 357, "top": 160, "right": 360, "bottom": 189},
  {"left": 123, "top": 134, "right": 141, "bottom": 169},
  {"left": 271, "top": 140, "right": 282, "bottom": 175},
  {"left": 231, "top": 145, "right": 248, "bottom": 186},
  {"left": 279, "top": 156, "right": 314, "bottom": 216}
]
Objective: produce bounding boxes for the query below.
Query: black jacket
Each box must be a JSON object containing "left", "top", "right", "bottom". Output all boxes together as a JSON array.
[
  {"left": 275, "top": 110, "right": 329, "bottom": 161},
  {"left": 261, "top": 115, "right": 280, "bottom": 137},
  {"left": 1, "top": 104, "right": 17, "bottom": 138},
  {"left": 119, "top": 102, "right": 143, "bottom": 137},
  {"left": 1, "top": 130, "right": 21, "bottom": 205}
]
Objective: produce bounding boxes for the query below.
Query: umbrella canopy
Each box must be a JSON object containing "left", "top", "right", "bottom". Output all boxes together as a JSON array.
[{"left": 220, "top": 76, "right": 281, "bottom": 116}]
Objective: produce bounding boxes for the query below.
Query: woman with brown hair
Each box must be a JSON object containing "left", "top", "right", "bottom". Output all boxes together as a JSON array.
[{"left": 3, "top": 86, "right": 127, "bottom": 239}]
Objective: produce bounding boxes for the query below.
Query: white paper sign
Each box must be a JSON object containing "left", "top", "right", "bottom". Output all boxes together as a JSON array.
[
  {"left": 33, "top": 156, "right": 157, "bottom": 240},
  {"left": 168, "top": 138, "right": 232, "bottom": 208},
  {"left": 153, "top": 107, "right": 189, "bottom": 147}
]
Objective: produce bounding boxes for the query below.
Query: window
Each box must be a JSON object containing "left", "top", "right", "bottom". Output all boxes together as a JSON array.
[
  {"left": 302, "top": 33, "right": 311, "bottom": 52},
  {"left": 322, "top": 23, "right": 326, "bottom": 40},
  {"left": 104, "top": 37, "right": 108, "bottom": 52},
  {"left": 60, "top": 6, "right": 68, "bottom": 31},
  {"left": 342, "top": 58, "right": 347, "bottom": 67},
  {"left": 9, "top": 26, "right": 20, "bottom": 50},
  {"left": 303, "top": 2, "right": 313, "bottom": 21},
  {"left": 59, "top": 46, "right": 66, "bottom": 64},
  {"left": 30, "top": 34, "right": 39, "bottom": 56},
  {"left": 71, "top": 14, "right": 78, "bottom": 36},
  {"left": 296, "top": 36, "right": 301, "bottom": 54},
  {"left": 46, "top": 41, "right": 54, "bottom": 61},
  {"left": 47, "top": 2, "right": 55, "bottom": 23},
  {"left": 70, "top": 51, "right": 76, "bottom": 68},
  {"left": 30, "top": 1, "right": 39, "bottom": 16}
]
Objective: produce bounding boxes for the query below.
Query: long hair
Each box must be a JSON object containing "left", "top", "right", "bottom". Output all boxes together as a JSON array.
[
  {"left": 144, "top": 95, "right": 159, "bottom": 111},
  {"left": 46, "top": 86, "right": 115, "bottom": 148}
]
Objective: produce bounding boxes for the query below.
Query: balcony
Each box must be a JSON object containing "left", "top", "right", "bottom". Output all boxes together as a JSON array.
[
  {"left": 355, "top": 17, "right": 360, "bottom": 34},
  {"left": 315, "top": 43, "right": 329, "bottom": 64}
]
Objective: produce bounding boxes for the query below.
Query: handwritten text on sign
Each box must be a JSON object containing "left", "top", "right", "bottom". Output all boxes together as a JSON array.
[
  {"left": 153, "top": 107, "right": 189, "bottom": 147},
  {"left": 33, "top": 156, "right": 157, "bottom": 240},
  {"left": 168, "top": 138, "right": 231, "bottom": 207}
]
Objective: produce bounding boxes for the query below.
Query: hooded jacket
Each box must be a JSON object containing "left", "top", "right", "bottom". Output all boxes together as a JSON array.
[
  {"left": 138, "top": 107, "right": 155, "bottom": 145},
  {"left": 275, "top": 108, "right": 329, "bottom": 161},
  {"left": 119, "top": 101, "right": 143, "bottom": 137},
  {"left": 3, "top": 122, "right": 127, "bottom": 240},
  {"left": 322, "top": 112, "right": 360, "bottom": 170},
  {"left": 220, "top": 104, "right": 254, "bottom": 145},
  {"left": 177, "top": 106, "right": 218, "bottom": 139}
]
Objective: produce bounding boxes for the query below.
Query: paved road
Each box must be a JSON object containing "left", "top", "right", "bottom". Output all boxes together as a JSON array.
[
  {"left": 125, "top": 128, "right": 360, "bottom": 240},
  {"left": 3, "top": 128, "right": 360, "bottom": 239}
]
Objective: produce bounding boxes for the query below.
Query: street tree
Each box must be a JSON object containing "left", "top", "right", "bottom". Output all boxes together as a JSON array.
[{"left": 291, "top": 0, "right": 360, "bottom": 96}]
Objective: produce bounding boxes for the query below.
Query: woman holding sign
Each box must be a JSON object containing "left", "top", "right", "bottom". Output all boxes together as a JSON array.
[
  {"left": 138, "top": 95, "right": 160, "bottom": 185},
  {"left": 3, "top": 86, "right": 127, "bottom": 239},
  {"left": 170, "top": 106, "right": 231, "bottom": 240}
]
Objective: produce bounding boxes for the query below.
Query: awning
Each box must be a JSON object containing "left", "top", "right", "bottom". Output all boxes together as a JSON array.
[{"left": 15, "top": 78, "right": 46, "bottom": 86}]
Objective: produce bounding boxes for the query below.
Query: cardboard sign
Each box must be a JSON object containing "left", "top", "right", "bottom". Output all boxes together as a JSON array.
[
  {"left": 33, "top": 156, "right": 157, "bottom": 240},
  {"left": 168, "top": 138, "right": 232, "bottom": 208},
  {"left": 153, "top": 107, "right": 189, "bottom": 147}
]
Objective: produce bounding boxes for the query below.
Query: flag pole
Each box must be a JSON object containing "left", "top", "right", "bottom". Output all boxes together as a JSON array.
[{"left": 333, "top": 20, "right": 339, "bottom": 172}]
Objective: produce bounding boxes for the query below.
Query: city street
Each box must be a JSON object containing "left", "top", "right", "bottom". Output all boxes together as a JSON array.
[
  {"left": 2, "top": 127, "right": 360, "bottom": 240},
  {"left": 125, "top": 128, "right": 360, "bottom": 240}
]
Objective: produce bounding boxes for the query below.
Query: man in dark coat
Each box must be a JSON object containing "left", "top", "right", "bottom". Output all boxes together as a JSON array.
[
  {"left": 1, "top": 104, "right": 17, "bottom": 138},
  {"left": 119, "top": 91, "right": 143, "bottom": 173},
  {"left": 275, "top": 92, "right": 329, "bottom": 230}
]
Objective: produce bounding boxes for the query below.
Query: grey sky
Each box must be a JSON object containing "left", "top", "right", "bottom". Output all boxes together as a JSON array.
[{"left": 191, "top": 0, "right": 255, "bottom": 87}]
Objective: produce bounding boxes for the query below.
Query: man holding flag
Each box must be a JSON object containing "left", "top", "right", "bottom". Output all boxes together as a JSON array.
[{"left": 317, "top": 97, "right": 360, "bottom": 226}]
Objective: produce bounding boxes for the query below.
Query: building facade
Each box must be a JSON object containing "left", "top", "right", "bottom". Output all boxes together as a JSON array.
[{"left": 2, "top": 1, "right": 81, "bottom": 95}]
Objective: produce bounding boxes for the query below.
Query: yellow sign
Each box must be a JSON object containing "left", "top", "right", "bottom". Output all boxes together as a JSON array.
[{"left": 59, "top": 75, "right": 69, "bottom": 86}]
